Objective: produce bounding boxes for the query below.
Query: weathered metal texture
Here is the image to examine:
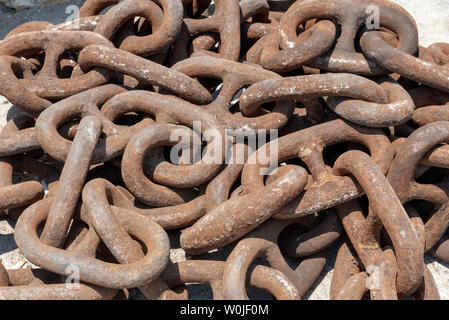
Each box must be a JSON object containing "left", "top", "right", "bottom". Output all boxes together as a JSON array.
[
  {"left": 407, "top": 87, "right": 449, "bottom": 127},
  {"left": 388, "top": 122, "right": 449, "bottom": 252},
  {"left": 241, "top": 11, "right": 282, "bottom": 65},
  {"left": 40, "top": 115, "right": 102, "bottom": 248},
  {"left": 15, "top": 195, "right": 171, "bottom": 289},
  {"left": 240, "top": 73, "right": 414, "bottom": 128},
  {"left": 256, "top": 15, "right": 336, "bottom": 73},
  {"left": 223, "top": 238, "right": 300, "bottom": 300},
  {"left": 244, "top": 216, "right": 331, "bottom": 298},
  {"left": 361, "top": 31, "right": 449, "bottom": 93},
  {"left": 183, "top": 0, "right": 241, "bottom": 60},
  {"left": 278, "top": 209, "right": 342, "bottom": 257},
  {"left": 81, "top": 178, "right": 182, "bottom": 299},
  {"left": 35, "top": 85, "right": 155, "bottom": 164},
  {"left": 280, "top": 0, "right": 418, "bottom": 75},
  {"left": 326, "top": 76, "right": 415, "bottom": 127},
  {"left": 242, "top": 119, "right": 393, "bottom": 218},
  {"left": 0, "top": 116, "right": 40, "bottom": 157},
  {"left": 3, "top": 0, "right": 449, "bottom": 301},
  {"left": 121, "top": 124, "right": 204, "bottom": 206},
  {"left": 205, "top": 143, "right": 251, "bottom": 212},
  {"left": 0, "top": 31, "right": 114, "bottom": 116},
  {"left": 369, "top": 248, "right": 398, "bottom": 300},
  {"left": 0, "top": 118, "right": 44, "bottom": 214},
  {"left": 171, "top": 55, "right": 295, "bottom": 133},
  {"left": 162, "top": 259, "right": 300, "bottom": 300},
  {"left": 334, "top": 150, "right": 423, "bottom": 297},
  {"left": 79, "top": 0, "right": 120, "bottom": 17},
  {"left": 94, "top": 0, "right": 182, "bottom": 57},
  {"left": 180, "top": 165, "right": 307, "bottom": 254},
  {"left": 78, "top": 44, "right": 211, "bottom": 104},
  {"left": 336, "top": 272, "right": 368, "bottom": 300},
  {"left": 0, "top": 263, "right": 117, "bottom": 300},
  {"left": 182, "top": 0, "right": 211, "bottom": 18},
  {"left": 330, "top": 241, "right": 361, "bottom": 300}
]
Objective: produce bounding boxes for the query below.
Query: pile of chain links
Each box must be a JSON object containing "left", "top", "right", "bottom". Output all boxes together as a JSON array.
[{"left": 0, "top": 0, "right": 448, "bottom": 300}]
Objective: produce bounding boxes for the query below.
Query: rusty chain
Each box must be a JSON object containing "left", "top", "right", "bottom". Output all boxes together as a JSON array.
[{"left": 0, "top": 0, "right": 447, "bottom": 300}]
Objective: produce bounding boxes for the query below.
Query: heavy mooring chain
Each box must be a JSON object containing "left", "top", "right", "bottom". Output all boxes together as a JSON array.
[{"left": 1, "top": 0, "right": 449, "bottom": 300}]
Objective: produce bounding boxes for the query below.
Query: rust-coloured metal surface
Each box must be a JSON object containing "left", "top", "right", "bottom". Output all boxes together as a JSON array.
[{"left": 0, "top": 0, "right": 448, "bottom": 300}]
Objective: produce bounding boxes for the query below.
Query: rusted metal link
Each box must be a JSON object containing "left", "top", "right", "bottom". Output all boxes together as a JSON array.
[
  {"left": 35, "top": 85, "right": 154, "bottom": 164},
  {"left": 2, "top": 0, "right": 449, "bottom": 301},
  {"left": 40, "top": 115, "right": 102, "bottom": 248},
  {"left": 281, "top": 0, "right": 418, "bottom": 75},
  {"left": 171, "top": 55, "right": 295, "bottom": 133},
  {"left": 361, "top": 31, "right": 449, "bottom": 93},
  {"left": 0, "top": 263, "right": 117, "bottom": 300},
  {"left": 78, "top": 44, "right": 211, "bottom": 104},
  {"left": 93, "top": 0, "right": 183, "bottom": 57},
  {"left": 183, "top": 0, "right": 241, "bottom": 60},
  {"left": 162, "top": 259, "right": 300, "bottom": 300},
  {"left": 15, "top": 196, "right": 170, "bottom": 289},
  {"left": 333, "top": 150, "right": 423, "bottom": 297},
  {"left": 0, "top": 116, "right": 40, "bottom": 157},
  {"left": 180, "top": 165, "right": 307, "bottom": 254},
  {"left": 240, "top": 73, "right": 415, "bottom": 128},
  {"left": 244, "top": 216, "right": 332, "bottom": 298},
  {"left": 242, "top": 119, "right": 393, "bottom": 218},
  {"left": 223, "top": 238, "right": 301, "bottom": 300},
  {"left": 81, "top": 178, "right": 181, "bottom": 299},
  {"left": 388, "top": 122, "right": 449, "bottom": 252},
  {"left": 0, "top": 31, "right": 114, "bottom": 113},
  {"left": 0, "top": 118, "right": 44, "bottom": 214}
]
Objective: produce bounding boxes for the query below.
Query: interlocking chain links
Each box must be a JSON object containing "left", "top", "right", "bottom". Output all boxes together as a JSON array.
[
  {"left": 223, "top": 238, "right": 301, "bottom": 300},
  {"left": 93, "top": 0, "right": 183, "bottom": 57},
  {"left": 2, "top": 0, "right": 449, "bottom": 301},
  {"left": 4, "top": 21, "right": 55, "bottom": 38},
  {"left": 277, "top": 209, "right": 342, "bottom": 258},
  {"left": 40, "top": 116, "right": 102, "bottom": 248},
  {"left": 333, "top": 150, "right": 423, "bottom": 297},
  {"left": 420, "top": 42, "right": 449, "bottom": 66},
  {"left": 171, "top": 55, "right": 295, "bottom": 132},
  {"left": 78, "top": 45, "right": 211, "bottom": 104},
  {"left": 35, "top": 85, "right": 154, "bottom": 164},
  {"left": 15, "top": 195, "right": 170, "bottom": 290},
  {"left": 280, "top": 0, "right": 418, "bottom": 75},
  {"left": 162, "top": 259, "right": 299, "bottom": 300},
  {"left": 242, "top": 11, "right": 281, "bottom": 64},
  {"left": 241, "top": 119, "right": 393, "bottom": 219},
  {"left": 0, "top": 117, "right": 44, "bottom": 213},
  {"left": 361, "top": 32, "right": 449, "bottom": 93},
  {"left": 387, "top": 122, "right": 449, "bottom": 253},
  {"left": 121, "top": 124, "right": 210, "bottom": 206},
  {"left": 331, "top": 241, "right": 398, "bottom": 300},
  {"left": 205, "top": 143, "right": 251, "bottom": 212},
  {"left": 257, "top": 19, "right": 336, "bottom": 73},
  {"left": 172, "top": 0, "right": 269, "bottom": 63},
  {"left": 110, "top": 195, "right": 207, "bottom": 230},
  {"left": 0, "top": 31, "right": 114, "bottom": 115},
  {"left": 239, "top": 73, "right": 415, "bottom": 128},
  {"left": 183, "top": 0, "right": 241, "bottom": 60},
  {"left": 180, "top": 165, "right": 308, "bottom": 254},
  {"left": 390, "top": 135, "right": 449, "bottom": 171},
  {"left": 242, "top": 213, "right": 335, "bottom": 298},
  {"left": 81, "top": 179, "right": 182, "bottom": 300}
]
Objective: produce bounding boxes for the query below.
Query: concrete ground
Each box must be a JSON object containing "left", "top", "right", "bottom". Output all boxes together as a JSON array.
[{"left": 0, "top": 0, "right": 449, "bottom": 300}]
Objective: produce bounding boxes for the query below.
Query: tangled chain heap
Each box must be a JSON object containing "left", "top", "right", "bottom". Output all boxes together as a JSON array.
[{"left": 0, "top": 0, "right": 448, "bottom": 300}]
